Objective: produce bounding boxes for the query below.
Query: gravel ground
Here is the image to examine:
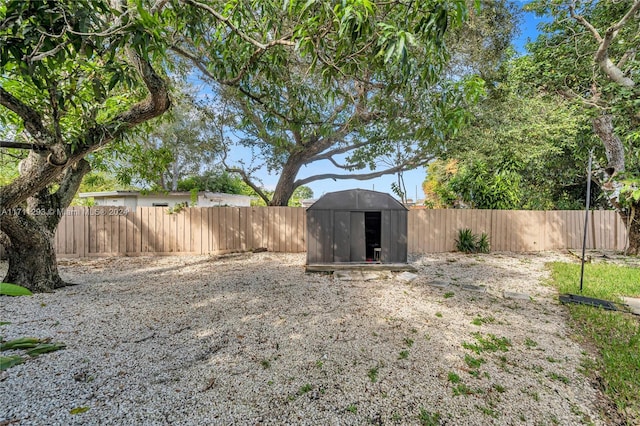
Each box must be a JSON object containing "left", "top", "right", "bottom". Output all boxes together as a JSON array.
[{"left": 1, "top": 252, "right": 609, "bottom": 425}]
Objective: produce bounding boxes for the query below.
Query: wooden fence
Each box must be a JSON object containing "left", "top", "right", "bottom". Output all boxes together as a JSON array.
[
  {"left": 407, "top": 209, "right": 627, "bottom": 253},
  {"left": 50, "top": 206, "right": 306, "bottom": 257},
  {"left": 0, "top": 207, "right": 628, "bottom": 258}
]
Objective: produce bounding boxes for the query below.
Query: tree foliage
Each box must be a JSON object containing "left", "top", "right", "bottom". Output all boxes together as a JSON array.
[
  {"left": 96, "top": 89, "right": 222, "bottom": 191},
  {"left": 524, "top": 0, "right": 640, "bottom": 253},
  {"left": 170, "top": 0, "right": 490, "bottom": 205},
  {"left": 425, "top": 54, "right": 597, "bottom": 210}
]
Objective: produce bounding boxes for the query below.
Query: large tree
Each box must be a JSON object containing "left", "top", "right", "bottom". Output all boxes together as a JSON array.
[
  {"left": 170, "top": 0, "right": 490, "bottom": 206},
  {"left": 0, "top": 0, "right": 171, "bottom": 291},
  {"left": 1, "top": 0, "right": 478, "bottom": 290},
  {"left": 525, "top": 0, "right": 640, "bottom": 253}
]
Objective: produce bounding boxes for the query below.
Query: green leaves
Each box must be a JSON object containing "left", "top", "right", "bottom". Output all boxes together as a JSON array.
[
  {"left": 0, "top": 355, "right": 24, "bottom": 371},
  {"left": 0, "top": 337, "right": 66, "bottom": 370},
  {"left": 0, "top": 0, "right": 171, "bottom": 150},
  {"left": 0, "top": 283, "right": 33, "bottom": 297},
  {"left": 1, "top": 337, "right": 44, "bottom": 350}
]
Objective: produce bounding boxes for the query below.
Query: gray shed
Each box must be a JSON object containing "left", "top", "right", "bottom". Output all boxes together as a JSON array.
[{"left": 306, "top": 189, "right": 408, "bottom": 265}]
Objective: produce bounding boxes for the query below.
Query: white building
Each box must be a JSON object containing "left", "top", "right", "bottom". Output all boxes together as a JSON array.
[{"left": 78, "top": 191, "right": 252, "bottom": 208}]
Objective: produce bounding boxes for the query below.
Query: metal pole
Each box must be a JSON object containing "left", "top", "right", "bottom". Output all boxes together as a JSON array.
[{"left": 580, "top": 149, "right": 594, "bottom": 293}]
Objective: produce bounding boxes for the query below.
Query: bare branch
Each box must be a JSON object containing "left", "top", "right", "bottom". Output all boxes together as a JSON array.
[
  {"left": 0, "top": 140, "right": 49, "bottom": 151},
  {"left": 608, "top": 0, "right": 640, "bottom": 34},
  {"left": 111, "top": 52, "right": 171, "bottom": 131},
  {"left": 617, "top": 48, "right": 636, "bottom": 69},
  {"left": 306, "top": 140, "right": 371, "bottom": 163},
  {"left": 29, "top": 43, "right": 66, "bottom": 62},
  {"left": 226, "top": 165, "right": 270, "bottom": 204},
  {"left": 568, "top": 3, "right": 602, "bottom": 43},
  {"left": 294, "top": 155, "right": 433, "bottom": 187},
  {"left": 556, "top": 88, "right": 608, "bottom": 109}
]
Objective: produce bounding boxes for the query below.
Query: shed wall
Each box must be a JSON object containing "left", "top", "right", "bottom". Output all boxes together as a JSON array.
[{"left": 306, "top": 207, "right": 408, "bottom": 264}]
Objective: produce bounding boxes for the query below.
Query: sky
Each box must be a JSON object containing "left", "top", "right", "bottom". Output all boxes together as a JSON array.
[{"left": 227, "top": 1, "right": 546, "bottom": 201}]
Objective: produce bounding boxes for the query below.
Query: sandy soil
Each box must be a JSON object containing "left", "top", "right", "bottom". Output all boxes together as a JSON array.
[{"left": 1, "top": 251, "right": 611, "bottom": 425}]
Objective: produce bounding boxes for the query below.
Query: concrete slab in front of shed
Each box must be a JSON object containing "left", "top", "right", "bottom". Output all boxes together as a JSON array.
[
  {"left": 622, "top": 297, "right": 640, "bottom": 315},
  {"left": 503, "top": 291, "right": 530, "bottom": 301},
  {"left": 460, "top": 284, "right": 487, "bottom": 293}
]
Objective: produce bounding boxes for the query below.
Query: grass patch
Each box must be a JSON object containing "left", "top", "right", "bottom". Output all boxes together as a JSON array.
[
  {"left": 298, "top": 384, "right": 313, "bottom": 395},
  {"left": 368, "top": 366, "right": 379, "bottom": 383},
  {"left": 548, "top": 372, "right": 570, "bottom": 384},
  {"left": 471, "top": 315, "right": 495, "bottom": 326},
  {"left": 452, "top": 383, "right": 483, "bottom": 396},
  {"left": 493, "top": 383, "right": 506, "bottom": 393},
  {"left": 443, "top": 292, "right": 455, "bottom": 299},
  {"left": 447, "top": 372, "right": 461, "bottom": 383},
  {"left": 464, "top": 354, "right": 486, "bottom": 369},
  {"left": 418, "top": 408, "right": 441, "bottom": 425},
  {"left": 462, "top": 333, "right": 511, "bottom": 354},
  {"left": 548, "top": 262, "right": 640, "bottom": 421},
  {"left": 475, "top": 404, "right": 499, "bottom": 418}
]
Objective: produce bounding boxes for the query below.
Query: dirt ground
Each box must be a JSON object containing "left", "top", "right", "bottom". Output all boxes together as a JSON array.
[{"left": 0, "top": 251, "right": 613, "bottom": 425}]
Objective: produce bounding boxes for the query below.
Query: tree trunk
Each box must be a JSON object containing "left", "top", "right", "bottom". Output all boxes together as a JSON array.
[
  {"left": 1, "top": 160, "right": 90, "bottom": 292},
  {"left": 591, "top": 115, "right": 639, "bottom": 254},
  {"left": 269, "top": 155, "right": 305, "bottom": 206},
  {"left": 1, "top": 215, "right": 65, "bottom": 292},
  {"left": 623, "top": 201, "right": 640, "bottom": 255}
]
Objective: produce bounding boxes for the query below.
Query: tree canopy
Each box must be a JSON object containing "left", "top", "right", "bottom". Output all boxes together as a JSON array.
[
  {"left": 423, "top": 55, "right": 597, "bottom": 210},
  {"left": 169, "top": 0, "right": 486, "bottom": 205}
]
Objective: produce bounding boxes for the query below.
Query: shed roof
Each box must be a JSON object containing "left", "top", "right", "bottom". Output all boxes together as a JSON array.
[{"left": 307, "top": 189, "right": 407, "bottom": 211}]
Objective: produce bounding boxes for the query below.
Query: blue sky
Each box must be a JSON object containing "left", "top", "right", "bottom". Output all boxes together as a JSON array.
[{"left": 228, "top": 1, "right": 545, "bottom": 201}]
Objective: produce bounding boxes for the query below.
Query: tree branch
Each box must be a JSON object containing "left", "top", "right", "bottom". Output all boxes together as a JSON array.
[
  {"left": 224, "top": 165, "right": 269, "bottom": 205},
  {"left": 568, "top": 2, "right": 602, "bottom": 42},
  {"left": 0, "top": 86, "right": 50, "bottom": 143},
  {"left": 111, "top": 51, "right": 171, "bottom": 130},
  {"left": 294, "top": 155, "right": 433, "bottom": 187},
  {"left": 0, "top": 52, "right": 170, "bottom": 209},
  {"left": 180, "top": 0, "right": 295, "bottom": 51},
  {"left": 570, "top": 0, "right": 639, "bottom": 88},
  {"left": 0, "top": 140, "right": 49, "bottom": 151},
  {"left": 306, "top": 140, "right": 371, "bottom": 163}
]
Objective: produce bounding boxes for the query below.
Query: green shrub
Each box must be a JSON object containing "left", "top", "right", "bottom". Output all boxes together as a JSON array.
[
  {"left": 455, "top": 228, "right": 490, "bottom": 253},
  {"left": 476, "top": 233, "right": 490, "bottom": 253},
  {"left": 455, "top": 228, "right": 477, "bottom": 253}
]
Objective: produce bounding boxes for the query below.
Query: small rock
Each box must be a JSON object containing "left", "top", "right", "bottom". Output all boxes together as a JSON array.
[
  {"left": 460, "top": 284, "right": 486, "bottom": 293},
  {"left": 503, "top": 291, "right": 530, "bottom": 301},
  {"left": 397, "top": 272, "right": 418, "bottom": 282}
]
